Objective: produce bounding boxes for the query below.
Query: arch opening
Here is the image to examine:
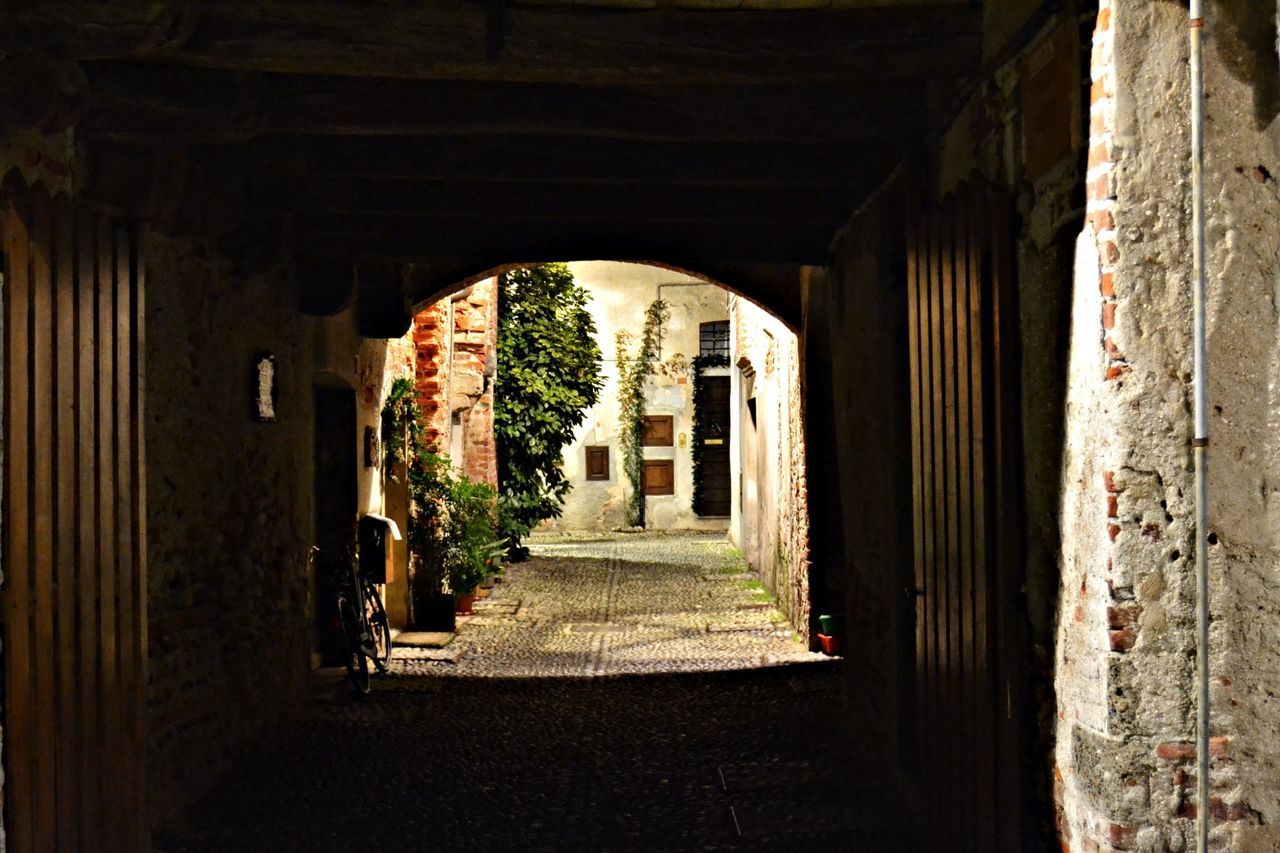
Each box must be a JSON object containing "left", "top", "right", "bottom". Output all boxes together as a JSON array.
[{"left": 371, "top": 260, "right": 826, "bottom": 678}]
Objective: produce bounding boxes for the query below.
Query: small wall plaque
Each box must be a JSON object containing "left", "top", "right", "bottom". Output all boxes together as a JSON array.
[
  {"left": 253, "top": 353, "right": 277, "bottom": 421},
  {"left": 364, "top": 426, "right": 381, "bottom": 468}
]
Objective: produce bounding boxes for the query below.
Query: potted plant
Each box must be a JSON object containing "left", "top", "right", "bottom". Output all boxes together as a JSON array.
[
  {"left": 400, "top": 420, "right": 505, "bottom": 624},
  {"left": 818, "top": 614, "right": 844, "bottom": 636},
  {"left": 817, "top": 613, "right": 844, "bottom": 656},
  {"left": 441, "top": 465, "right": 504, "bottom": 614}
]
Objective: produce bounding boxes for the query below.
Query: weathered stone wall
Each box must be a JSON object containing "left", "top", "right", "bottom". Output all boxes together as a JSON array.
[
  {"left": 146, "top": 237, "right": 413, "bottom": 822},
  {"left": 1054, "top": 2, "right": 1280, "bottom": 848},
  {"left": 145, "top": 234, "right": 316, "bottom": 822},
  {"left": 551, "top": 261, "right": 730, "bottom": 532},
  {"left": 409, "top": 277, "right": 498, "bottom": 486},
  {"left": 453, "top": 278, "right": 498, "bottom": 486},
  {"left": 729, "top": 294, "right": 810, "bottom": 638},
  {"left": 411, "top": 300, "right": 452, "bottom": 452}
]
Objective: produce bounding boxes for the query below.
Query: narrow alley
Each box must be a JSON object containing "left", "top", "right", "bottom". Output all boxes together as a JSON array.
[
  {"left": 153, "top": 536, "right": 893, "bottom": 852},
  {"left": 6, "top": 3, "right": 1280, "bottom": 850}
]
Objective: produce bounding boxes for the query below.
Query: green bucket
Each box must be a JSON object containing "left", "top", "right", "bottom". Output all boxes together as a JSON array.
[{"left": 818, "top": 614, "right": 844, "bottom": 636}]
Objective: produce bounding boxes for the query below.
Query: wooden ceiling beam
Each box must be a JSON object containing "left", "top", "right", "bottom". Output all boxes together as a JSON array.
[
  {"left": 235, "top": 134, "right": 901, "bottom": 189},
  {"left": 294, "top": 214, "right": 834, "bottom": 265},
  {"left": 4, "top": 2, "right": 983, "bottom": 85},
  {"left": 253, "top": 177, "right": 867, "bottom": 226},
  {"left": 81, "top": 65, "right": 926, "bottom": 144}
]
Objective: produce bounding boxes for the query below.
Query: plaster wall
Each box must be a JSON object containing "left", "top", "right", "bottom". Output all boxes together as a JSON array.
[
  {"left": 1054, "top": 1, "right": 1280, "bottom": 849},
  {"left": 549, "top": 261, "right": 730, "bottom": 532},
  {"left": 729, "top": 294, "right": 810, "bottom": 638}
]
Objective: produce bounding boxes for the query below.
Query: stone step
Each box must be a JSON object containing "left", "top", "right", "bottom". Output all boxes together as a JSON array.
[{"left": 394, "top": 631, "right": 455, "bottom": 648}]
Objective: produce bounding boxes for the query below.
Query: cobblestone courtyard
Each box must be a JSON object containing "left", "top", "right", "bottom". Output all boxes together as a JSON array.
[
  {"left": 397, "top": 533, "right": 826, "bottom": 676},
  {"left": 155, "top": 535, "right": 907, "bottom": 851}
]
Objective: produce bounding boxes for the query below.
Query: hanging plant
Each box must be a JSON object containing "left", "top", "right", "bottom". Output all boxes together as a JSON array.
[
  {"left": 616, "top": 298, "right": 670, "bottom": 528},
  {"left": 690, "top": 353, "right": 730, "bottom": 516}
]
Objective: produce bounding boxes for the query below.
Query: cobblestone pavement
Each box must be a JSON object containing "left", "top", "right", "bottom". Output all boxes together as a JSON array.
[
  {"left": 154, "top": 535, "right": 913, "bottom": 852},
  {"left": 395, "top": 533, "right": 827, "bottom": 677}
]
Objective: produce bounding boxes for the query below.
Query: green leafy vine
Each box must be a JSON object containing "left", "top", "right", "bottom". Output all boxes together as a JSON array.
[
  {"left": 381, "top": 376, "right": 423, "bottom": 475},
  {"left": 690, "top": 353, "right": 730, "bottom": 516},
  {"left": 616, "top": 298, "right": 670, "bottom": 528}
]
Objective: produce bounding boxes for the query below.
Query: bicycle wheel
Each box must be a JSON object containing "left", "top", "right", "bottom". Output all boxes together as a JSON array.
[
  {"left": 363, "top": 577, "right": 393, "bottom": 673},
  {"left": 337, "top": 593, "right": 371, "bottom": 696}
]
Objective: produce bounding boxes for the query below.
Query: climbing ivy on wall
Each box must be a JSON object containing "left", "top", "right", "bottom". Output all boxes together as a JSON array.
[
  {"left": 381, "top": 376, "right": 424, "bottom": 474},
  {"left": 616, "top": 298, "right": 671, "bottom": 528},
  {"left": 690, "top": 353, "right": 730, "bottom": 516},
  {"left": 495, "top": 263, "right": 604, "bottom": 560}
]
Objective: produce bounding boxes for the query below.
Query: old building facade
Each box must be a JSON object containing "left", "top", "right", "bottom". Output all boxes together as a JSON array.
[
  {"left": 729, "top": 294, "right": 811, "bottom": 639},
  {"left": 548, "top": 262, "right": 733, "bottom": 533},
  {"left": 2, "top": 1, "right": 1279, "bottom": 850}
]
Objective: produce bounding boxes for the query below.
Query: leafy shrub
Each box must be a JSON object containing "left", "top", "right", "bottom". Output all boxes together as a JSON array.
[
  {"left": 495, "top": 264, "right": 603, "bottom": 558},
  {"left": 407, "top": 450, "right": 504, "bottom": 603}
]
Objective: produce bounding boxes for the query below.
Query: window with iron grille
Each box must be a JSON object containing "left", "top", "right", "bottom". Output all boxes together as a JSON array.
[{"left": 699, "top": 321, "right": 730, "bottom": 359}]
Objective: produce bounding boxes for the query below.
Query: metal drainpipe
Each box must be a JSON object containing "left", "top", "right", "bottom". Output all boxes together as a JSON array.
[{"left": 1188, "top": 3, "right": 1211, "bottom": 851}]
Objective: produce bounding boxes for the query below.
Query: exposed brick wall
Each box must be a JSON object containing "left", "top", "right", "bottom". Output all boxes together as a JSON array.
[
  {"left": 454, "top": 278, "right": 498, "bottom": 486},
  {"left": 412, "top": 301, "right": 451, "bottom": 452},
  {"left": 1055, "top": 2, "right": 1280, "bottom": 848},
  {"left": 1087, "top": 1, "right": 1125, "bottom": 386},
  {"left": 410, "top": 277, "right": 498, "bottom": 486}
]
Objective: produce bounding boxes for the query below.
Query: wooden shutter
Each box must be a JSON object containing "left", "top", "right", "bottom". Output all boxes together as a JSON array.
[
  {"left": 585, "top": 446, "right": 609, "bottom": 481},
  {"left": 2, "top": 178, "right": 148, "bottom": 852},
  {"left": 642, "top": 460, "right": 675, "bottom": 496},
  {"left": 640, "top": 415, "right": 674, "bottom": 446},
  {"left": 906, "top": 178, "right": 1024, "bottom": 851}
]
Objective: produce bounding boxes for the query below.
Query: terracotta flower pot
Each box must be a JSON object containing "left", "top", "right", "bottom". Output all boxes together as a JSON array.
[
  {"left": 817, "top": 633, "right": 842, "bottom": 656},
  {"left": 455, "top": 592, "right": 477, "bottom": 615}
]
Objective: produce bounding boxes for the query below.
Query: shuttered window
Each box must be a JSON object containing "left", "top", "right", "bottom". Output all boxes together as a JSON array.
[
  {"left": 642, "top": 460, "right": 675, "bottom": 495},
  {"left": 640, "top": 415, "right": 674, "bottom": 446},
  {"left": 585, "top": 446, "right": 610, "bottom": 480}
]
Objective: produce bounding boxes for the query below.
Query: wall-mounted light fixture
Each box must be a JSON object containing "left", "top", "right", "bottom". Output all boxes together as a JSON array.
[{"left": 253, "top": 353, "right": 277, "bottom": 421}]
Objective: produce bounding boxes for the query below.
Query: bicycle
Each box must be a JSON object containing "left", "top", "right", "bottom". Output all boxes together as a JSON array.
[{"left": 311, "top": 544, "right": 393, "bottom": 695}]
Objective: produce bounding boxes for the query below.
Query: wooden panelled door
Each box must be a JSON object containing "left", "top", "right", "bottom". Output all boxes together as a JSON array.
[
  {"left": 905, "top": 179, "right": 1025, "bottom": 851},
  {"left": 2, "top": 177, "right": 149, "bottom": 852},
  {"left": 697, "top": 376, "right": 731, "bottom": 516}
]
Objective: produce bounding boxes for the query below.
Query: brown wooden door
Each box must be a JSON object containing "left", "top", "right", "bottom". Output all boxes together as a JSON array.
[
  {"left": 2, "top": 178, "right": 148, "bottom": 852},
  {"left": 905, "top": 180, "right": 1024, "bottom": 851},
  {"left": 697, "top": 376, "right": 731, "bottom": 516}
]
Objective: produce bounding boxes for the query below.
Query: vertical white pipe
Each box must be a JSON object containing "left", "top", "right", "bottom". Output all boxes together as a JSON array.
[{"left": 1188, "top": 2, "right": 1210, "bottom": 851}]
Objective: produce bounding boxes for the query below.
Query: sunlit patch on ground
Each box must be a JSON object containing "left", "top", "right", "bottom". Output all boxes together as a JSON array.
[{"left": 391, "top": 533, "right": 824, "bottom": 678}]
